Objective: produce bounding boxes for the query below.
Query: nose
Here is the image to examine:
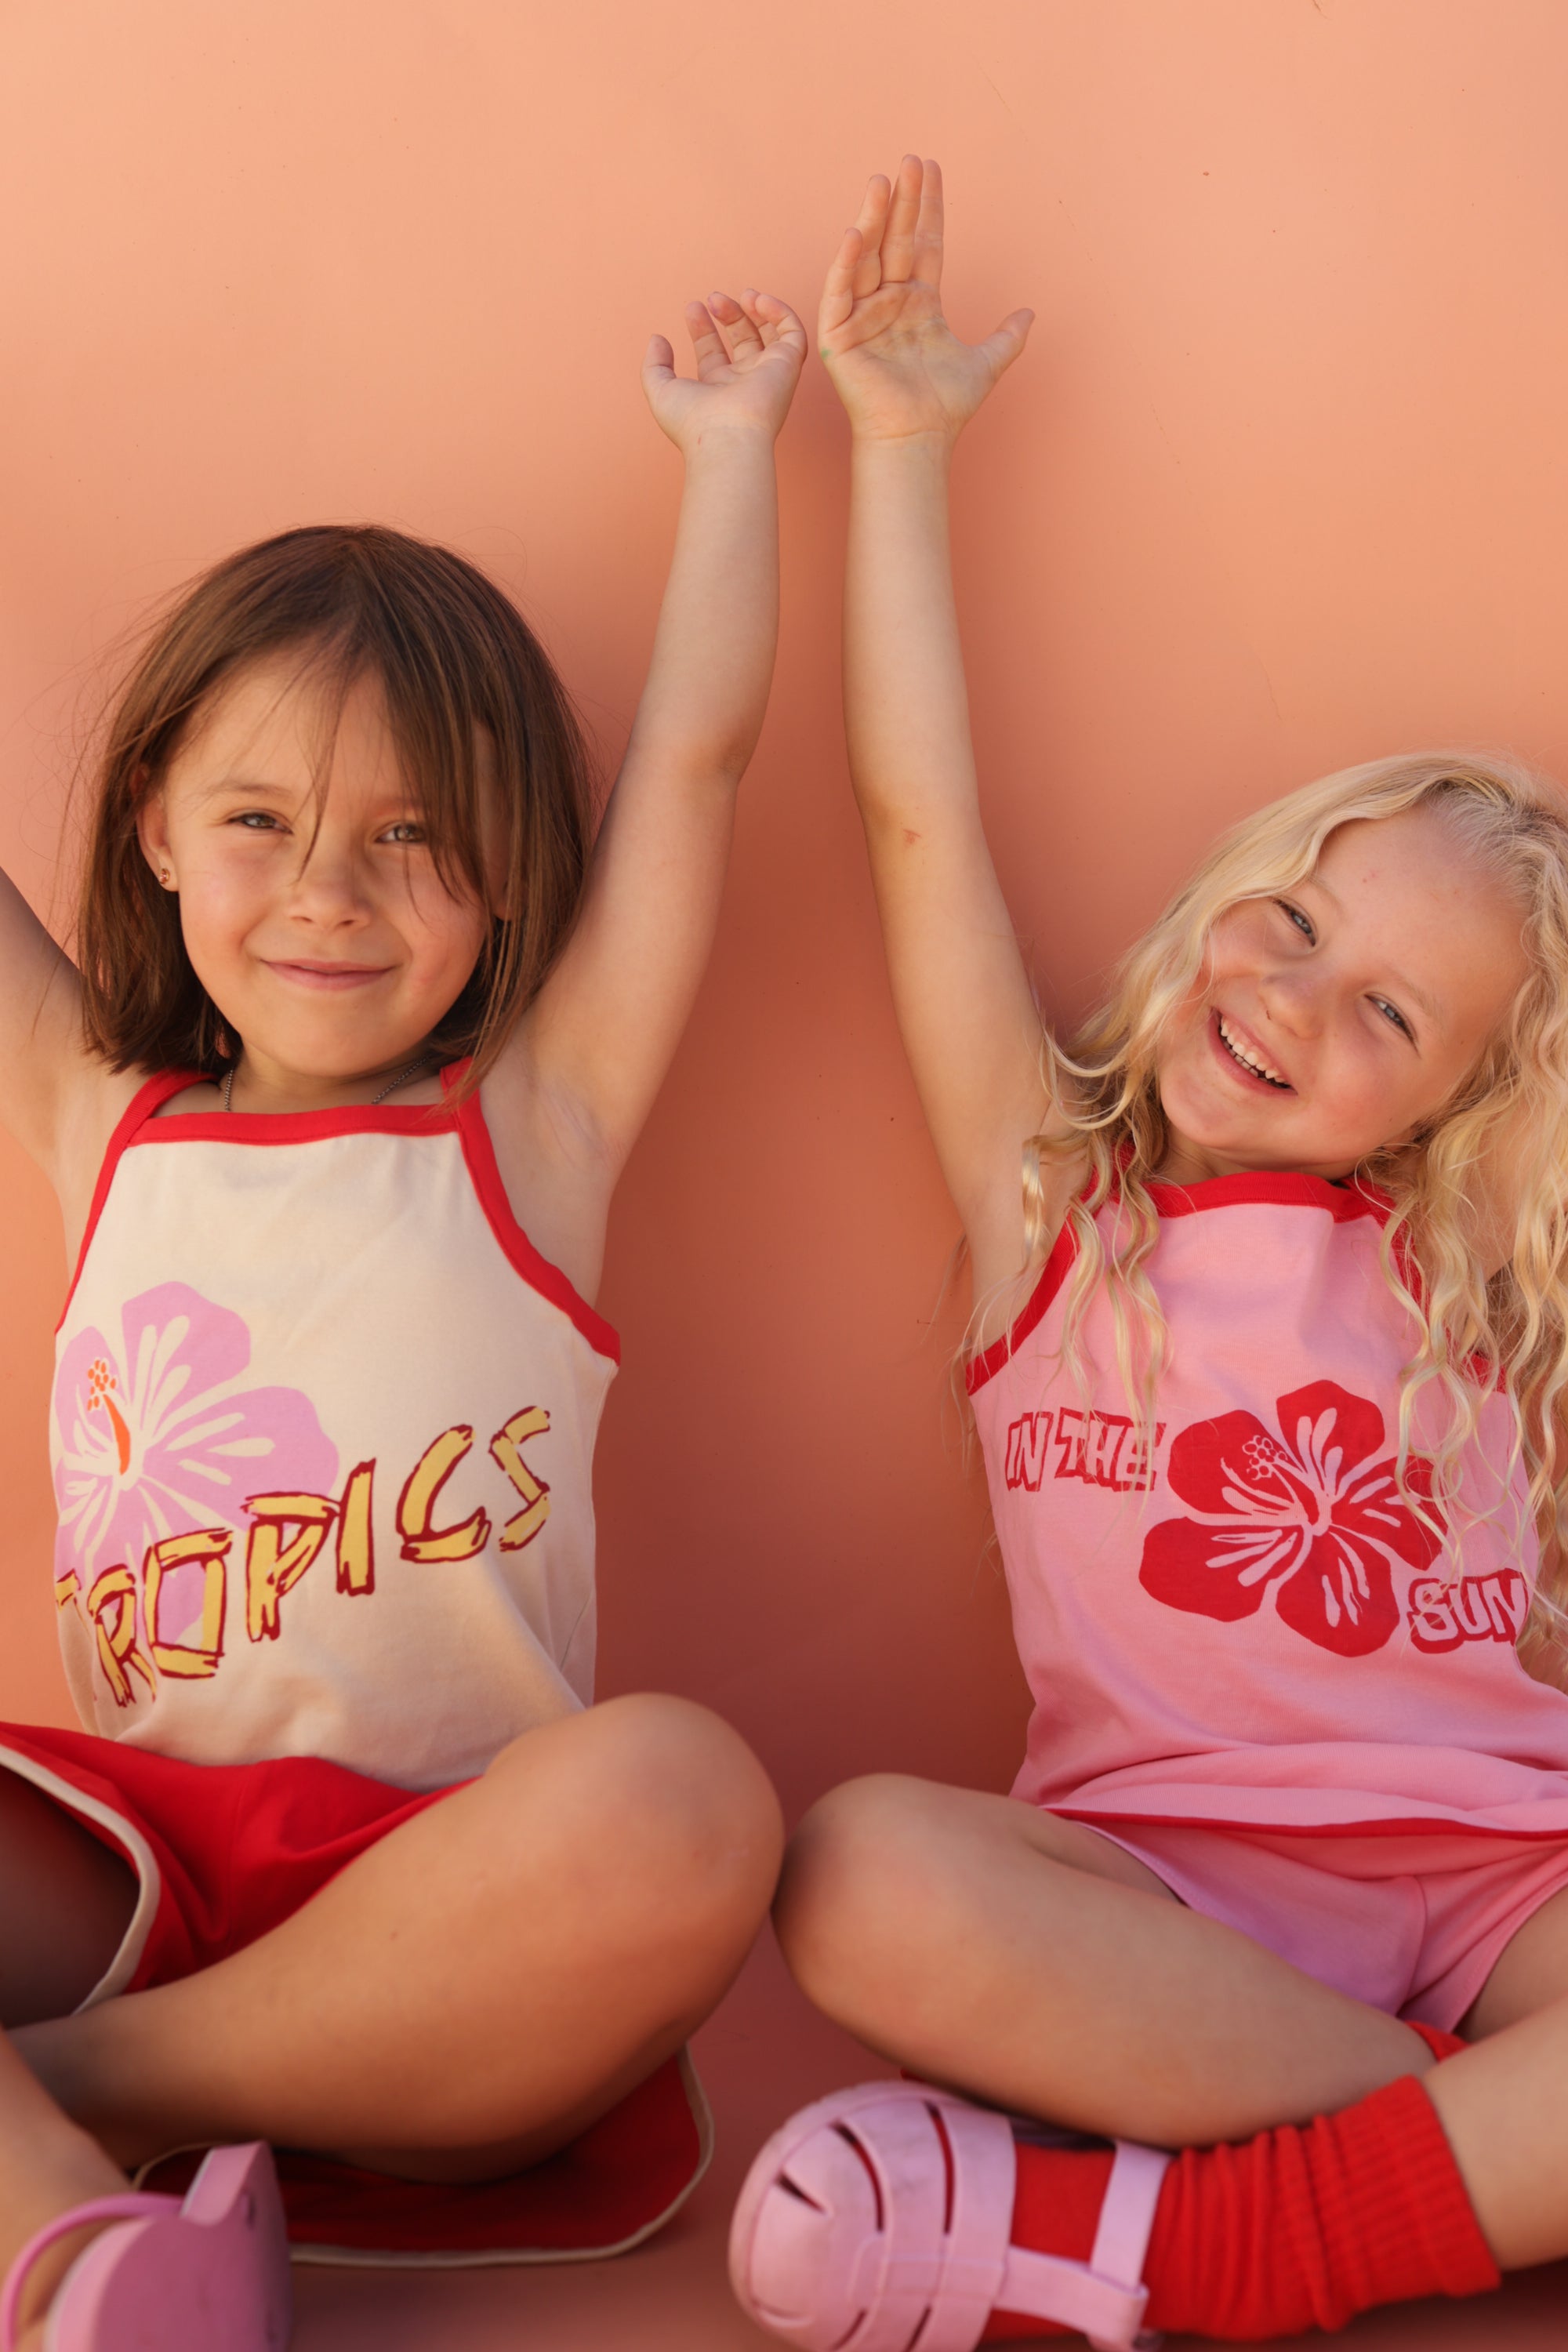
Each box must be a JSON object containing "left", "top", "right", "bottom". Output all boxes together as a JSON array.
[
  {"left": 1255, "top": 961, "right": 1322, "bottom": 1040},
  {"left": 286, "top": 825, "right": 372, "bottom": 928}
]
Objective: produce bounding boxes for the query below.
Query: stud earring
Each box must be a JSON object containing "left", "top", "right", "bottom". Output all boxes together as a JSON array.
[{"left": 159, "top": 867, "right": 172, "bottom": 887}]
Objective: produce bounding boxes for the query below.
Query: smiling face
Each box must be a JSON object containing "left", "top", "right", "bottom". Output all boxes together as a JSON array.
[
  {"left": 1154, "top": 807, "right": 1530, "bottom": 1185},
  {"left": 137, "top": 652, "right": 497, "bottom": 1105}
]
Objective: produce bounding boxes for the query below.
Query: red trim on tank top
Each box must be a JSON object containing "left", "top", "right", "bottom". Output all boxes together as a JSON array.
[
  {"left": 964, "top": 1167, "right": 1389, "bottom": 1396},
  {"left": 56, "top": 1069, "right": 201, "bottom": 1330},
  {"left": 443, "top": 1065, "right": 620, "bottom": 1365},
  {"left": 58, "top": 1064, "right": 621, "bottom": 1364}
]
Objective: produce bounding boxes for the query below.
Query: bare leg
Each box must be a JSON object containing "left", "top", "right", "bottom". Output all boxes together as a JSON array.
[
  {"left": 0, "top": 1778, "right": 141, "bottom": 2349},
  {"left": 779, "top": 1776, "right": 1568, "bottom": 2275},
  {"left": 16, "top": 1695, "right": 782, "bottom": 2176},
  {"left": 0, "top": 1695, "right": 780, "bottom": 2343},
  {"left": 775, "top": 1774, "right": 1433, "bottom": 2146},
  {"left": 1413, "top": 1881, "right": 1568, "bottom": 2267}
]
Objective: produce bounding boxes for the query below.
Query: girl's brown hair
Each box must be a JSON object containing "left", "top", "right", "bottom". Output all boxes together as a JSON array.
[{"left": 78, "top": 523, "right": 594, "bottom": 1085}]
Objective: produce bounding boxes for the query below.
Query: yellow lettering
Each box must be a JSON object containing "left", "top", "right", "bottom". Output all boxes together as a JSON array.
[
  {"left": 245, "top": 1494, "right": 337, "bottom": 1643},
  {"left": 397, "top": 1427, "right": 489, "bottom": 1564},
  {"left": 334, "top": 1460, "right": 376, "bottom": 1595},
  {"left": 53, "top": 1569, "right": 81, "bottom": 1615},
  {"left": 488, "top": 1407, "right": 552, "bottom": 1552},
  {"left": 143, "top": 1527, "right": 230, "bottom": 1679},
  {"left": 85, "top": 1565, "right": 155, "bottom": 1708}
]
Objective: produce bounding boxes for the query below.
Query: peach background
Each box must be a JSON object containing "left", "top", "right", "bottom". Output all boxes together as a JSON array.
[{"left": 4, "top": 0, "right": 1568, "bottom": 1841}]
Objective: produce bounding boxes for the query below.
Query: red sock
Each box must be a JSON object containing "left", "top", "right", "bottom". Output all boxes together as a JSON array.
[
  {"left": 1406, "top": 2020, "right": 1468, "bottom": 2061},
  {"left": 982, "top": 2055, "right": 1496, "bottom": 2343}
]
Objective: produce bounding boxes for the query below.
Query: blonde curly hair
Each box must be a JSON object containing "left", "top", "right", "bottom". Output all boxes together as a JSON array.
[{"left": 1026, "top": 752, "right": 1568, "bottom": 1677}]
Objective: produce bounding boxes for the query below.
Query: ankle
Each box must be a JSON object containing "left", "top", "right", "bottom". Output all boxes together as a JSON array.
[{"left": 0, "top": 2123, "right": 127, "bottom": 2344}]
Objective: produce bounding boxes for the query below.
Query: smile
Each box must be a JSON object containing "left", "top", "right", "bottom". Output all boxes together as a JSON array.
[
  {"left": 1214, "top": 1011, "right": 1291, "bottom": 1090},
  {"left": 264, "top": 961, "right": 392, "bottom": 992}
]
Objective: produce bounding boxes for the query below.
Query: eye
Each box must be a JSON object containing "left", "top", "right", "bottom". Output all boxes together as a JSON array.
[
  {"left": 1275, "top": 899, "right": 1315, "bottom": 942},
  {"left": 230, "top": 811, "right": 284, "bottom": 831},
  {"left": 381, "top": 820, "right": 427, "bottom": 846},
  {"left": 1370, "top": 996, "right": 1414, "bottom": 1041}
]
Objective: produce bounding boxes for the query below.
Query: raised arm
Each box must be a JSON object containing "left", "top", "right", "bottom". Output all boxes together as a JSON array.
[
  {"left": 825, "top": 158, "right": 1075, "bottom": 1297},
  {"left": 497, "top": 287, "right": 805, "bottom": 1209},
  {"left": 0, "top": 863, "right": 123, "bottom": 1203}
]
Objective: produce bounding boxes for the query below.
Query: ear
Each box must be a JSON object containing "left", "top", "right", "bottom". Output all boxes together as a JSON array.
[{"left": 133, "top": 776, "right": 176, "bottom": 891}]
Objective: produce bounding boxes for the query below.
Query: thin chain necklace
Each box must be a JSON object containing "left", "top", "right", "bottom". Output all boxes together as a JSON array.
[{"left": 222, "top": 1056, "right": 436, "bottom": 1112}]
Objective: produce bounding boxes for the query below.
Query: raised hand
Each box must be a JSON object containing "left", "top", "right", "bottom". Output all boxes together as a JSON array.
[
  {"left": 642, "top": 289, "right": 807, "bottom": 452},
  {"left": 820, "top": 157, "right": 1032, "bottom": 444}
]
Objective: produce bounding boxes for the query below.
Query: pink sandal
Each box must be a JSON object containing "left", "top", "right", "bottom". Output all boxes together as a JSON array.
[
  {"left": 729, "top": 2082, "right": 1170, "bottom": 2352},
  {"left": 0, "top": 2142, "right": 291, "bottom": 2352}
]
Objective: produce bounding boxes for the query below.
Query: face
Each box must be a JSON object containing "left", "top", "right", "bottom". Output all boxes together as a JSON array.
[
  {"left": 1155, "top": 808, "right": 1529, "bottom": 1185},
  {"left": 138, "top": 653, "right": 497, "bottom": 1098}
]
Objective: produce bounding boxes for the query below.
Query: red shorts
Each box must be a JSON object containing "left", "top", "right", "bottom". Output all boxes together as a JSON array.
[
  {"left": 0, "top": 1720, "right": 446, "bottom": 1998},
  {"left": 0, "top": 1720, "right": 710, "bottom": 2263}
]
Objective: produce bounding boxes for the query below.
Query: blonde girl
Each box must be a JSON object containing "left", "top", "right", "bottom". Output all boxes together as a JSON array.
[
  {"left": 0, "top": 280, "right": 803, "bottom": 2352},
  {"left": 729, "top": 159, "right": 1568, "bottom": 2350}
]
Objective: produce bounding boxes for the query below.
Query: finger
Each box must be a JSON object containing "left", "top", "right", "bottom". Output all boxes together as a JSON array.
[
  {"left": 747, "top": 290, "right": 809, "bottom": 367},
  {"left": 736, "top": 287, "right": 772, "bottom": 343},
  {"left": 819, "top": 226, "right": 863, "bottom": 339},
  {"left": 912, "top": 154, "right": 945, "bottom": 290},
  {"left": 710, "top": 289, "right": 764, "bottom": 360},
  {"left": 881, "top": 154, "right": 924, "bottom": 284},
  {"left": 976, "top": 307, "right": 1035, "bottom": 383},
  {"left": 684, "top": 299, "right": 734, "bottom": 381},
  {"left": 851, "top": 173, "right": 891, "bottom": 298},
  {"left": 640, "top": 332, "right": 677, "bottom": 391}
]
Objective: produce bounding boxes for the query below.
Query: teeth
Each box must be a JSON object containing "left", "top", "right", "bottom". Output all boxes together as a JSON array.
[{"left": 1218, "top": 1015, "right": 1288, "bottom": 1087}]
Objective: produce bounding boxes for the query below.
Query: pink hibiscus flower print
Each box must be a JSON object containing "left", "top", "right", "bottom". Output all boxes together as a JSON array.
[
  {"left": 1138, "top": 1380, "right": 1442, "bottom": 1657},
  {"left": 53, "top": 1282, "right": 338, "bottom": 1639}
]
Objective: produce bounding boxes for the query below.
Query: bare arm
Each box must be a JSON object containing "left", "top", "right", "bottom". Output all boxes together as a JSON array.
[
  {"left": 488, "top": 289, "right": 804, "bottom": 1257},
  {"left": 826, "top": 159, "right": 1075, "bottom": 1298},
  {"left": 0, "top": 865, "right": 128, "bottom": 1209}
]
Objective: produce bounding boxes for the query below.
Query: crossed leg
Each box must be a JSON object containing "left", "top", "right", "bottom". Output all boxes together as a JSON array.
[
  {"left": 0, "top": 1693, "right": 783, "bottom": 2345},
  {"left": 775, "top": 1773, "right": 1568, "bottom": 2273}
]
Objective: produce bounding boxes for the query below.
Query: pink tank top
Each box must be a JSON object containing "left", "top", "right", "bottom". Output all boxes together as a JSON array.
[
  {"left": 49, "top": 1067, "right": 618, "bottom": 1791},
  {"left": 969, "top": 1170, "right": 1568, "bottom": 1837}
]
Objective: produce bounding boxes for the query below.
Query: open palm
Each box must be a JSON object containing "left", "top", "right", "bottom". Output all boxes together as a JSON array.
[
  {"left": 820, "top": 158, "right": 1032, "bottom": 443},
  {"left": 643, "top": 289, "right": 806, "bottom": 452}
]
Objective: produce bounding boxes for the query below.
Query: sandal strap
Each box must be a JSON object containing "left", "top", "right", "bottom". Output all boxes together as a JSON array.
[
  {"left": 1091, "top": 2142, "right": 1171, "bottom": 2302},
  {"left": 996, "top": 2141, "right": 1172, "bottom": 2352},
  {"left": 2, "top": 2194, "right": 174, "bottom": 2351}
]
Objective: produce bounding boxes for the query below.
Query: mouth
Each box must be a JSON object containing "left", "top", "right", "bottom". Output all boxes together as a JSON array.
[
  {"left": 1211, "top": 1009, "right": 1292, "bottom": 1091},
  {"left": 263, "top": 960, "right": 392, "bottom": 992}
]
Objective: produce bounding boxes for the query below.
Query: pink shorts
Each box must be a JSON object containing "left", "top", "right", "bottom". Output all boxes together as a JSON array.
[{"left": 1080, "top": 1817, "right": 1568, "bottom": 2031}]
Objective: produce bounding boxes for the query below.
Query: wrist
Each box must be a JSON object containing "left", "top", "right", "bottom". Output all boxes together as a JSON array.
[
  {"left": 849, "top": 427, "right": 956, "bottom": 474},
  {"left": 675, "top": 416, "right": 782, "bottom": 465}
]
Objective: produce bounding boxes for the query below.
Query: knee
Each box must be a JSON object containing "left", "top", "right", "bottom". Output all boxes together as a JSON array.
[
  {"left": 775, "top": 1774, "right": 946, "bottom": 2015},
  {"left": 495, "top": 1694, "right": 783, "bottom": 1957}
]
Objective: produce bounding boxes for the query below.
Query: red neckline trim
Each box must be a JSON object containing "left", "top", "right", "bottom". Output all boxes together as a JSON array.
[
  {"left": 964, "top": 1166, "right": 1389, "bottom": 1396},
  {"left": 59, "top": 1063, "right": 621, "bottom": 1367},
  {"left": 1145, "top": 1167, "right": 1388, "bottom": 1224}
]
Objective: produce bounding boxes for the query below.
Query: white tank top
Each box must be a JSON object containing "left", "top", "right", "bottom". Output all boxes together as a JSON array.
[
  {"left": 970, "top": 1170, "right": 1568, "bottom": 1838},
  {"left": 49, "top": 1066, "right": 617, "bottom": 1791}
]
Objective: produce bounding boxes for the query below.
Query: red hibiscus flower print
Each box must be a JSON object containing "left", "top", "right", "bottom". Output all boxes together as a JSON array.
[{"left": 1139, "top": 1381, "right": 1442, "bottom": 1657}]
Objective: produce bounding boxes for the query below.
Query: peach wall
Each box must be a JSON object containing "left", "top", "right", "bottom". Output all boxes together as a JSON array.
[{"left": 2, "top": 2, "right": 1566, "bottom": 1818}]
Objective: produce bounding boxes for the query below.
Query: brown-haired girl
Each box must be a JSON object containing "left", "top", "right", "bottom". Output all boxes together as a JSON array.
[{"left": 0, "top": 284, "right": 804, "bottom": 2351}]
